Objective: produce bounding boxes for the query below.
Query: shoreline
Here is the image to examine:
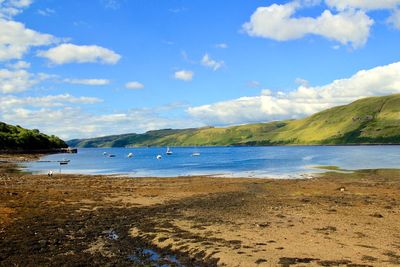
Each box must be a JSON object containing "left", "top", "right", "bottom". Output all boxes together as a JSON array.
[{"left": 1, "top": 154, "right": 400, "bottom": 266}]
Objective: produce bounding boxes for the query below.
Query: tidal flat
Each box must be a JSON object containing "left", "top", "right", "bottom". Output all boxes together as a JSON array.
[{"left": 1, "top": 155, "right": 400, "bottom": 266}]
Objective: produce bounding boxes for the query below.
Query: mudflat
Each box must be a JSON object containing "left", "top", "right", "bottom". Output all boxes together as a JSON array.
[{"left": 0, "top": 155, "right": 400, "bottom": 266}]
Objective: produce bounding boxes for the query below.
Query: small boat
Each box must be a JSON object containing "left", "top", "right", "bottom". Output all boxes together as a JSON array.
[
  {"left": 103, "top": 152, "right": 107, "bottom": 155},
  {"left": 108, "top": 154, "right": 116, "bottom": 158},
  {"left": 57, "top": 159, "right": 70, "bottom": 163},
  {"left": 127, "top": 153, "right": 133, "bottom": 158},
  {"left": 166, "top": 146, "right": 173, "bottom": 155},
  {"left": 191, "top": 152, "right": 200, "bottom": 157},
  {"left": 156, "top": 155, "right": 162, "bottom": 160}
]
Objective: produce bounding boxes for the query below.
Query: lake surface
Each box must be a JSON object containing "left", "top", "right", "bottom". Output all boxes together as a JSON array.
[{"left": 23, "top": 146, "right": 400, "bottom": 178}]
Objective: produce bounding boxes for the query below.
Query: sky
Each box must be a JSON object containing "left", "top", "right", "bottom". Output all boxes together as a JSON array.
[{"left": 1, "top": 0, "right": 400, "bottom": 140}]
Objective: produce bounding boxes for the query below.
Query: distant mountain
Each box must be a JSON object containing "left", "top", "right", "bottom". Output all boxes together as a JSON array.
[
  {"left": 68, "top": 94, "right": 400, "bottom": 147},
  {"left": 0, "top": 122, "right": 67, "bottom": 151}
]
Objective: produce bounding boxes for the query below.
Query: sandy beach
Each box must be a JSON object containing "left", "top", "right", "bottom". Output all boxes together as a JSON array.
[{"left": 1, "top": 155, "right": 400, "bottom": 266}]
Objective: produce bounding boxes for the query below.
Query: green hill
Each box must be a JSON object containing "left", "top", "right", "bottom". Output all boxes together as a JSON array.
[
  {"left": 68, "top": 94, "right": 400, "bottom": 147},
  {"left": 0, "top": 122, "right": 67, "bottom": 151}
]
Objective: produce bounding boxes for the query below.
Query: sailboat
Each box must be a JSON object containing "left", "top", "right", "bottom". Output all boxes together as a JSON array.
[{"left": 166, "top": 146, "right": 173, "bottom": 155}]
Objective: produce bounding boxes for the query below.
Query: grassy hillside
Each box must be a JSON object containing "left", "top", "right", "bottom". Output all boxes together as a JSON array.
[
  {"left": 68, "top": 94, "right": 400, "bottom": 147},
  {"left": 0, "top": 122, "right": 67, "bottom": 151}
]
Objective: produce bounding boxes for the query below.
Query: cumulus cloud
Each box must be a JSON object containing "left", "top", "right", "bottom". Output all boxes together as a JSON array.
[
  {"left": 0, "top": 94, "right": 102, "bottom": 109},
  {"left": 37, "top": 43, "right": 121, "bottom": 65},
  {"left": 7, "top": 60, "right": 30, "bottom": 69},
  {"left": 201, "top": 54, "right": 224, "bottom": 71},
  {"left": 325, "top": 0, "right": 400, "bottom": 10},
  {"left": 0, "top": 94, "right": 112, "bottom": 139},
  {"left": 174, "top": 70, "right": 193, "bottom": 81},
  {"left": 125, "top": 81, "right": 144, "bottom": 89},
  {"left": 0, "top": 104, "right": 201, "bottom": 140},
  {"left": 0, "top": 0, "right": 32, "bottom": 18},
  {"left": 188, "top": 61, "right": 400, "bottom": 125},
  {"left": 243, "top": 2, "right": 373, "bottom": 48},
  {"left": 64, "top": 78, "right": 110, "bottom": 85},
  {"left": 0, "top": 68, "right": 37, "bottom": 93},
  {"left": 388, "top": 8, "right": 400, "bottom": 28},
  {"left": 0, "top": 19, "right": 57, "bottom": 61}
]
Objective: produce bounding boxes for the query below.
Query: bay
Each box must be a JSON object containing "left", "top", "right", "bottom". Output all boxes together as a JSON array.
[{"left": 23, "top": 146, "right": 400, "bottom": 178}]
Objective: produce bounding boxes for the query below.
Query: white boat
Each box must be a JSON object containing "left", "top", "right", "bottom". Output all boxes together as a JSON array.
[
  {"left": 156, "top": 155, "right": 162, "bottom": 160},
  {"left": 191, "top": 152, "right": 200, "bottom": 157},
  {"left": 127, "top": 153, "right": 133, "bottom": 158},
  {"left": 103, "top": 152, "right": 107, "bottom": 155},
  {"left": 166, "top": 146, "right": 173, "bottom": 155}
]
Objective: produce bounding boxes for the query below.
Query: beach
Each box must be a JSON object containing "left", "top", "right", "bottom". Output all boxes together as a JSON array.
[{"left": 1, "top": 155, "right": 400, "bottom": 266}]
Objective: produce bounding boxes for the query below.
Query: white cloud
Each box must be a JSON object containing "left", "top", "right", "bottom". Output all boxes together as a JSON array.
[
  {"left": 201, "top": 54, "right": 224, "bottom": 71},
  {"left": 174, "top": 70, "right": 193, "bottom": 81},
  {"left": 188, "top": 61, "right": 400, "bottom": 125},
  {"left": 388, "top": 8, "right": 400, "bottom": 28},
  {"left": 0, "top": 104, "right": 201, "bottom": 140},
  {"left": 243, "top": 2, "right": 373, "bottom": 48},
  {"left": 64, "top": 78, "right": 110, "bottom": 86},
  {"left": 37, "top": 43, "right": 121, "bottom": 65},
  {"left": 125, "top": 81, "right": 144, "bottom": 89},
  {"left": 8, "top": 0, "right": 32, "bottom": 8},
  {"left": 0, "top": 94, "right": 109, "bottom": 139},
  {"left": 0, "top": 0, "right": 32, "bottom": 18},
  {"left": 0, "top": 94, "right": 102, "bottom": 109},
  {"left": 0, "top": 68, "right": 37, "bottom": 93},
  {"left": 325, "top": 0, "right": 400, "bottom": 10},
  {"left": 0, "top": 19, "right": 57, "bottom": 61},
  {"left": 7, "top": 60, "right": 30, "bottom": 69},
  {"left": 215, "top": 43, "right": 228, "bottom": 49},
  {"left": 37, "top": 8, "right": 55, "bottom": 16}
]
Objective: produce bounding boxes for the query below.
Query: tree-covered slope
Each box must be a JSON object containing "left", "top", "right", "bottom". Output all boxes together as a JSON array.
[
  {"left": 0, "top": 122, "right": 67, "bottom": 150},
  {"left": 68, "top": 94, "right": 400, "bottom": 147}
]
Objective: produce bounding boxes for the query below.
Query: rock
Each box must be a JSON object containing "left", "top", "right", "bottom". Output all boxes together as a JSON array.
[{"left": 370, "top": 213, "right": 384, "bottom": 218}]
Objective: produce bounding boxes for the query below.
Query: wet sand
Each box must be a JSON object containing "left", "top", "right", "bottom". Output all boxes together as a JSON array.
[{"left": 1, "top": 155, "right": 400, "bottom": 266}]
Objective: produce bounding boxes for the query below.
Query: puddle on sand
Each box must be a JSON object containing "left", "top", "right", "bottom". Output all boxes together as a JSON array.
[
  {"left": 128, "top": 248, "right": 186, "bottom": 267},
  {"left": 103, "top": 229, "right": 193, "bottom": 266}
]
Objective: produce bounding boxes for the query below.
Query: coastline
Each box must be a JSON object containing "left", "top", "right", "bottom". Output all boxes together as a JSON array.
[{"left": 1, "top": 155, "right": 400, "bottom": 266}]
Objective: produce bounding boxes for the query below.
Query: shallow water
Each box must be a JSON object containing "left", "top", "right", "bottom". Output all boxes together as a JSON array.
[{"left": 23, "top": 146, "right": 400, "bottom": 178}]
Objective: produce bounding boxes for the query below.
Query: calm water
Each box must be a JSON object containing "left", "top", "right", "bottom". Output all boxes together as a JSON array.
[{"left": 23, "top": 146, "right": 400, "bottom": 178}]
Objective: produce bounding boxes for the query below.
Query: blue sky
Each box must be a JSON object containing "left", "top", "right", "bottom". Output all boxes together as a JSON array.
[{"left": 1, "top": 0, "right": 400, "bottom": 139}]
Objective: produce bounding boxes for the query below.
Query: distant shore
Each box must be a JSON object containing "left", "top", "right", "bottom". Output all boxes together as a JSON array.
[
  {"left": 73, "top": 143, "right": 400, "bottom": 149},
  {"left": 0, "top": 147, "right": 77, "bottom": 156},
  {"left": 1, "top": 154, "right": 400, "bottom": 266}
]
